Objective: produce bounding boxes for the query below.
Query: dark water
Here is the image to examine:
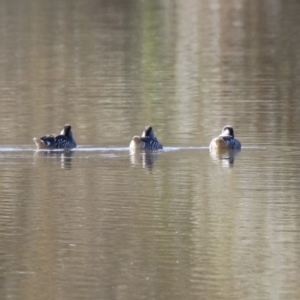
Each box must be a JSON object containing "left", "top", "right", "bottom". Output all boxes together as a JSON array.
[{"left": 0, "top": 1, "right": 300, "bottom": 299}]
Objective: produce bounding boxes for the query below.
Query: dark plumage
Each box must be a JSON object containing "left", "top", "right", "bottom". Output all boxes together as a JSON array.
[
  {"left": 130, "top": 126, "right": 163, "bottom": 151},
  {"left": 209, "top": 125, "right": 241, "bottom": 151},
  {"left": 33, "top": 124, "right": 77, "bottom": 149}
]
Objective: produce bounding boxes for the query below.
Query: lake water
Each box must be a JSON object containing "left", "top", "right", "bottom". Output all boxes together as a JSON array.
[{"left": 0, "top": 0, "right": 300, "bottom": 299}]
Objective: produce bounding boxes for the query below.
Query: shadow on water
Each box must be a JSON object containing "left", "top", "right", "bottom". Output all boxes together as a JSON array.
[{"left": 33, "top": 149, "right": 75, "bottom": 170}]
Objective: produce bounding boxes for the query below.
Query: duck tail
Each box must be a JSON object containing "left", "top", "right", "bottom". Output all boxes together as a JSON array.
[
  {"left": 129, "top": 136, "right": 144, "bottom": 150},
  {"left": 209, "top": 137, "right": 228, "bottom": 151},
  {"left": 33, "top": 137, "right": 49, "bottom": 149}
]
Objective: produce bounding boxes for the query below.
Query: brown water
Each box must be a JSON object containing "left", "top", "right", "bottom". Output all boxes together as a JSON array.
[{"left": 1, "top": 0, "right": 300, "bottom": 299}]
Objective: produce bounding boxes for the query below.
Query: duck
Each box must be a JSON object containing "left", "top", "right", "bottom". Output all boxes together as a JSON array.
[
  {"left": 129, "top": 126, "right": 163, "bottom": 151},
  {"left": 209, "top": 125, "right": 241, "bottom": 151},
  {"left": 33, "top": 124, "right": 77, "bottom": 149}
]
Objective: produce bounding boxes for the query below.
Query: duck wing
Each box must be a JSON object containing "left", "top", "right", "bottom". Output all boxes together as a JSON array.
[{"left": 140, "top": 137, "right": 163, "bottom": 150}]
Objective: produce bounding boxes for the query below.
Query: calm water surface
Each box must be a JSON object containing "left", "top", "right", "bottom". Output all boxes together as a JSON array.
[{"left": 0, "top": 0, "right": 300, "bottom": 300}]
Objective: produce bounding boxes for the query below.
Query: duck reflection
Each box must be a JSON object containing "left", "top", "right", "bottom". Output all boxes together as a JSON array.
[
  {"left": 209, "top": 149, "right": 241, "bottom": 167},
  {"left": 129, "top": 149, "right": 159, "bottom": 170},
  {"left": 34, "top": 150, "right": 74, "bottom": 170}
]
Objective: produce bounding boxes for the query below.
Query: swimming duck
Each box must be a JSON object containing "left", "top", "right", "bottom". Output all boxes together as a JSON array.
[
  {"left": 209, "top": 125, "right": 241, "bottom": 151},
  {"left": 129, "top": 126, "right": 163, "bottom": 151},
  {"left": 33, "top": 124, "right": 77, "bottom": 149}
]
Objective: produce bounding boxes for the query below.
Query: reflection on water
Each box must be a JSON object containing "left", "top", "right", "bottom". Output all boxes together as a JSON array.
[
  {"left": 34, "top": 150, "right": 75, "bottom": 170},
  {"left": 129, "top": 149, "right": 160, "bottom": 170},
  {"left": 0, "top": 0, "right": 300, "bottom": 299},
  {"left": 210, "top": 149, "right": 241, "bottom": 168}
]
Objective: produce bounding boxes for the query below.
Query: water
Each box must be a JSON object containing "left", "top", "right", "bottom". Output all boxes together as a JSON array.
[{"left": 1, "top": 0, "right": 300, "bottom": 299}]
